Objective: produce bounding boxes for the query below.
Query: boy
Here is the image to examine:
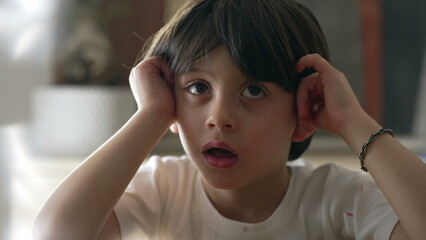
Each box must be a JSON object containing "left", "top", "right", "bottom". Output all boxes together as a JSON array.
[{"left": 34, "top": 0, "right": 426, "bottom": 239}]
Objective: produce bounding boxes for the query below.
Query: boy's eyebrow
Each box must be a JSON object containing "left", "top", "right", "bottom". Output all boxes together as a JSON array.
[{"left": 187, "top": 65, "right": 211, "bottom": 75}]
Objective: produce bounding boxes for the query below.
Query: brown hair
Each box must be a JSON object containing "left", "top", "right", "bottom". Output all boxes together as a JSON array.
[{"left": 141, "top": 0, "right": 329, "bottom": 160}]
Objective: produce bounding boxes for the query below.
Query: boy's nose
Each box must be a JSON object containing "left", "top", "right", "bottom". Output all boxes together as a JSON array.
[{"left": 206, "top": 99, "right": 238, "bottom": 131}]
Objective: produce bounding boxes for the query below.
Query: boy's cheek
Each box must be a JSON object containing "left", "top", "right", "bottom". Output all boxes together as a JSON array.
[{"left": 175, "top": 92, "right": 209, "bottom": 109}]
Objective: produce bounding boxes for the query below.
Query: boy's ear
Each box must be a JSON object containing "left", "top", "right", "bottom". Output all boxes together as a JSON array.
[
  {"left": 169, "top": 121, "right": 179, "bottom": 134},
  {"left": 291, "top": 120, "right": 317, "bottom": 142}
]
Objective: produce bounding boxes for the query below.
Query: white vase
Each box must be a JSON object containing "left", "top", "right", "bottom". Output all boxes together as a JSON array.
[{"left": 30, "top": 85, "right": 136, "bottom": 157}]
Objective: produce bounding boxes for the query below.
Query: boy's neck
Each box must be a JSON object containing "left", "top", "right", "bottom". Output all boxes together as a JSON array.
[{"left": 202, "top": 165, "right": 290, "bottom": 223}]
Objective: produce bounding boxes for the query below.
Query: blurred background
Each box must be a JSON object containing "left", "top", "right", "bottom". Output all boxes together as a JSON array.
[{"left": 0, "top": 0, "right": 425, "bottom": 239}]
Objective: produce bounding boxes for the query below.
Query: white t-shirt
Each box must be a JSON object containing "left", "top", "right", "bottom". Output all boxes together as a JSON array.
[{"left": 114, "top": 155, "right": 398, "bottom": 240}]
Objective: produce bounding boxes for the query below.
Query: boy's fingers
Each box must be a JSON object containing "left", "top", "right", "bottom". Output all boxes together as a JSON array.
[
  {"left": 159, "top": 59, "right": 174, "bottom": 85},
  {"left": 296, "top": 53, "right": 332, "bottom": 73},
  {"left": 297, "top": 72, "right": 320, "bottom": 119},
  {"left": 131, "top": 56, "right": 173, "bottom": 85}
]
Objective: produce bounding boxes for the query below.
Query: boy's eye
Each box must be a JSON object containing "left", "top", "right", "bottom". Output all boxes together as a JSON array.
[
  {"left": 242, "top": 84, "right": 265, "bottom": 99},
  {"left": 188, "top": 82, "right": 210, "bottom": 95}
]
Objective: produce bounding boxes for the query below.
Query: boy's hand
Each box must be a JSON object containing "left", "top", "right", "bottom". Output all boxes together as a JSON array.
[
  {"left": 130, "top": 56, "right": 175, "bottom": 120},
  {"left": 295, "top": 54, "right": 366, "bottom": 137}
]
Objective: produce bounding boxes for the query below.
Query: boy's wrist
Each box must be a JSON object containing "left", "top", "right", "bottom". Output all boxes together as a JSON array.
[
  {"left": 338, "top": 111, "right": 383, "bottom": 154},
  {"left": 134, "top": 106, "right": 174, "bottom": 131}
]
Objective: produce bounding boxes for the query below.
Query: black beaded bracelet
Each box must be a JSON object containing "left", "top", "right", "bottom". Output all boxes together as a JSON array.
[{"left": 359, "top": 128, "right": 394, "bottom": 172}]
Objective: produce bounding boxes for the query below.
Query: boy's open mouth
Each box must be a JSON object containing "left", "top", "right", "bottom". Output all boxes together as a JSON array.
[
  {"left": 202, "top": 141, "right": 239, "bottom": 168},
  {"left": 205, "top": 148, "right": 238, "bottom": 158}
]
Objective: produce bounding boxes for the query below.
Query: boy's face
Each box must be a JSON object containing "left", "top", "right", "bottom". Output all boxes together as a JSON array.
[{"left": 172, "top": 46, "right": 299, "bottom": 190}]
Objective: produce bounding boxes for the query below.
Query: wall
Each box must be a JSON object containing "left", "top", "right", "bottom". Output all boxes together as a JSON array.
[
  {"left": 0, "top": 1, "right": 54, "bottom": 126},
  {"left": 383, "top": 0, "right": 426, "bottom": 134},
  {"left": 165, "top": 0, "right": 189, "bottom": 20},
  {"left": 2, "top": 0, "right": 426, "bottom": 135},
  {"left": 300, "top": 0, "right": 363, "bottom": 103}
]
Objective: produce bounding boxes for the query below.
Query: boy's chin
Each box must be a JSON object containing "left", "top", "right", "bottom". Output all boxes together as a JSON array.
[{"left": 200, "top": 174, "right": 244, "bottom": 191}]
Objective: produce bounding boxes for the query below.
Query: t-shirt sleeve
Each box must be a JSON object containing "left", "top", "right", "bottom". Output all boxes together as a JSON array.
[
  {"left": 325, "top": 166, "right": 399, "bottom": 240},
  {"left": 113, "top": 155, "right": 176, "bottom": 240}
]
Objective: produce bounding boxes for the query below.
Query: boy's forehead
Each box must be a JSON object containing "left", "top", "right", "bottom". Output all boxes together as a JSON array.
[
  {"left": 188, "top": 46, "right": 235, "bottom": 68},
  {"left": 180, "top": 58, "right": 213, "bottom": 77},
  {"left": 180, "top": 47, "right": 246, "bottom": 79},
  {"left": 187, "top": 57, "right": 209, "bottom": 72}
]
